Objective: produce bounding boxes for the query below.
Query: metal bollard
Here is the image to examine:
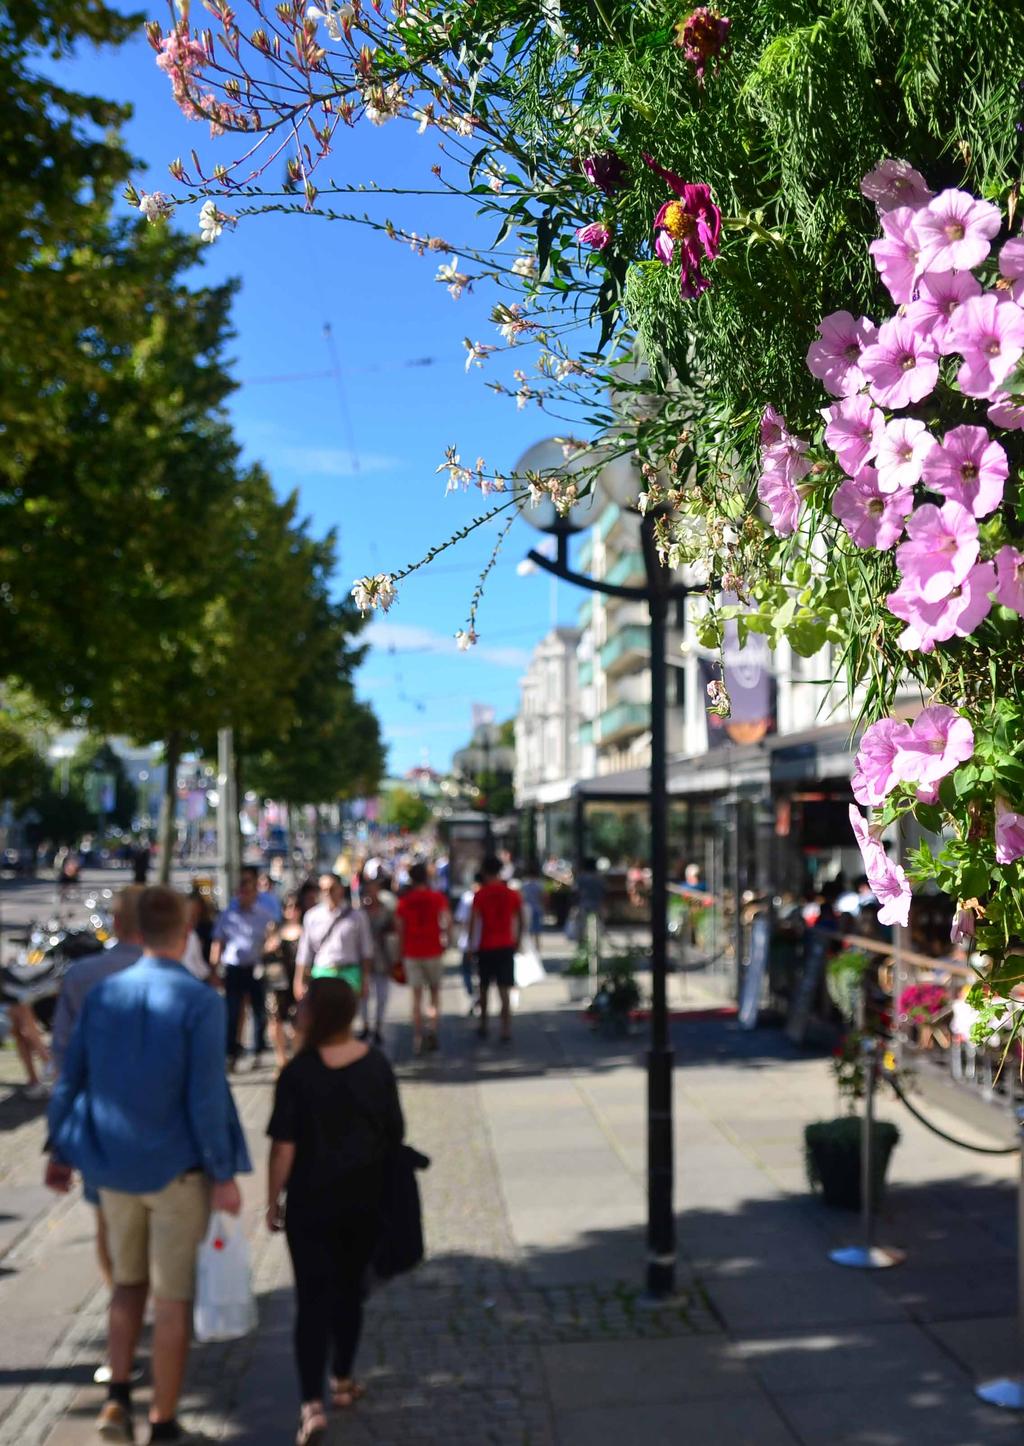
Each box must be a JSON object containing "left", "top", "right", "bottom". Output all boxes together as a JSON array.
[
  {"left": 830, "top": 1035, "right": 906, "bottom": 1270},
  {"left": 976, "top": 1106, "right": 1024, "bottom": 1409}
]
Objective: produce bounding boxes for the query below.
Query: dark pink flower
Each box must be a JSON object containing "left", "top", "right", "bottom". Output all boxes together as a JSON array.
[
  {"left": 946, "top": 294, "right": 1024, "bottom": 399},
  {"left": 874, "top": 417, "right": 935, "bottom": 494},
  {"left": 895, "top": 705, "right": 975, "bottom": 788},
  {"left": 913, "top": 189, "right": 1001, "bottom": 273},
  {"left": 851, "top": 717, "right": 914, "bottom": 805},
  {"left": 868, "top": 206, "right": 925, "bottom": 304},
  {"left": 995, "top": 798, "right": 1024, "bottom": 865},
  {"left": 904, "top": 270, "right": 982, "bottom": 353},
  {"left": 647, "top": 160, "right": 721, "bottom": 299},
  {"left": 860, "top": 315, "right": 939, "bottom": 409},
  {"left": 887, "top": 561, "right": 996, "bottom": 652},
  {"left": 822, "top": 394, "right": 884, "bottom": 477},
  {"left": 860, "top": 159, "right": 933, "bottom": 215},
  {"left": 575, "top": 222, "right": 612, "bottom": 251},
  {"left": 895, "top": 500, "right": 978, "bottom": 603},
  {"left": 582, "top": 152, "right": 628, "bottom": 195},
  {"left": 806, "top": 310, "right": 877, "bottom": 397},
  {"left": 761, "top": 417, "right": 810, "bottom": 484},
  {"left": 758, "top": 469, "right": 800, "bottom": 537},
  {"left": 920, "top": 424, "right": 1007, "bottom": 518},
  {"left": 832, "top": 468, "right": 912, "bottom": 551},
  {"left": 849, "top": 805, "right": 912, "bottom": 928},
  {"left": 998, "top": 237, "right": 1024, "bottom": 303},
  {"left": 674, "top": 6, "right": 730, "bottom": 82},
  {"left": 994, "top": 545, "right": 1024, "bottom": 616}
]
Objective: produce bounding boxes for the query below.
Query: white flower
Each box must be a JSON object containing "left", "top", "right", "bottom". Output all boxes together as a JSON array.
[
  {"left": 198, "top": 199, "right": 223, "bottom": 243},
  {"left": 351, "top": 573, "right": 397, "bottom": 615},
  {"left": 486, "top": 162, "right": 507, "bottom": 194},
  {"left": 412, "top": 105, "right": 434, "bottom": 134},
  {"left": 364, "top": 82, "right": 405, "bottom": 125},
  {"left": 512, "top": 255, "right": 538, "bottom": 279},
  {"left": 494, "top": 302, "right": 534, "bottom": 343},
  {"left": 449, "top": 114, "right": 478, "bottom": 137},
  {"left": 455, "top": 628, "right": 478, "bottom": 650},
  {"left": 138, "top": 191, "right": 172, "bottom": 223},
  {"left": 436, "top": 258, "right": 470, "bottom": 300},
  {"left": 306, "top": 0, "right": 353, "bottom": 41},
  {"left": 464, "top": 339, "right": 496, "bottom": 371}
]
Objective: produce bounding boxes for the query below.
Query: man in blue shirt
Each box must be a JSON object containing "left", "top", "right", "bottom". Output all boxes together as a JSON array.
[
  {"left": 48, "top": 886, "right": 251, "bottom": 1445},
  {"left": 211, "top": 866, "right": 273, "bottom": 1070}
]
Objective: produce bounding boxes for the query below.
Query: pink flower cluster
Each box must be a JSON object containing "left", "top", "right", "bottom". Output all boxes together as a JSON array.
[
  {"left": 756, "top": 405, "right": 809, "bottom": 536},
  {"left": 153, "top": 25, "right": 245, "bottom": 136},
  {"left": 851, "top": 706, "right": 974, "bottom": 806},
  {"left": 802, "top": 165, "right": 1024, "bottom": 650},
  {"left": 848, "top": 805, "right": 911, "bottom": 927},
  {"left": 897, "top": 982, "right": 949, "bottom": 1023},
  {"left": 674, "top": 7, "right": 730, "bottom": 83}
]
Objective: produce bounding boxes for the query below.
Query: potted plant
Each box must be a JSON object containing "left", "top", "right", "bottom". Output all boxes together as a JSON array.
[
  {"left": 586, "top": 957, "right": 642, "bottom": 1038},
  {"left": 564, "top": 949, "right": 591, "bottom": 1002},
  {"left": 804, "top": 951, "right": 900, "bottom": 1210}
]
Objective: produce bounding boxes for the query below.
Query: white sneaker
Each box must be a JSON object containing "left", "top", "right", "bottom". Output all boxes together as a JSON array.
[{"left": 24, "top": 1081, "right": 50, "bottom": 1100}]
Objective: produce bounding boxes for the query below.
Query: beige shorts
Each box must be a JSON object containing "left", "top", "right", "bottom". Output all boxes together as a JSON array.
[
  {"left": 100, "top": 1173, "right": 211, "bottom": 1301},
  {"left": 405, "top": 955, "right": 444, "bottom": 991}
]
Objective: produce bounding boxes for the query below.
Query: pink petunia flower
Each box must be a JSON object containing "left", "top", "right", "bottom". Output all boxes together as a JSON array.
[
  {"left": 895, "top": 705, "right": 975, "bottom": 788},
  {"left": 758, "top": 468, "right": 800, "bottom": 537},
  {"left": 868, "top": 207, "right": 926, "bottom": 304},
  {"left": 575, "top": 222, "right": 611, "bottom": 251},
  {"left": 888, "top": 561, "right": 996, "bottom": 652},
  {"left": 874, "top": 417, "right": 935, "bottom": 494},
  {"left": 904, "top": 270, "right": 982, "bottom": 354},
  {"left": 851, "top": 718, "right": 914, "bottom": 805},
  {"left": 988, "top": 392, "right": 1024, "bottom": 431},
  {"left": 848, "top": 805, "right": 912, "bottom": 928},
  {"left": 760, "top": 404, "right": 785, "bottom": 450},
  {"left": 895, "top": 500, "right": 979, "bottom": 603},
  {"left": 860, "top": 315, "right": 939, "bottom": 409},
  {"left": 832, "top": 468, "right": 913, "bottom": 551},
  {"left": 822, "top": 395, "right": 884, "bottom": 477},
  {"left": 860, "top": 159, "right": 933, "bottom": 215},
  {"left": 806, "top": 311, "right": 877, "bottom": 397},
  {"left": 998, "top": 237, "right": 1024, "bottom": 303},
  {"left": 951, "top": 907, "right": 976, "bottom": 945},
  {"left": 946, "top": 294, "right": 1024, "bottom": 399},
  {"left": 996, "top": 798, "right": 1024, "bottom": 865},
  {"left": 994, "top": 545, "right": 1024, "bottom": 616},
  {"left": 913, "top": 189, "right": 1002, "bottom": 273},
  {"left": 920, "top": 425, "right": 1007, "bottom": 518},
  {"left": 761, "top": 422, "right": 811, "bottom": 484}
]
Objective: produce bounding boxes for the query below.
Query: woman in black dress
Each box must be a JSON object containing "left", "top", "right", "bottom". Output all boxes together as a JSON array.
[
  {"left": 262, "top": 892, "right": 303, "bottom": 1070},
  {"left": 266, "top": 979, "right": 404, "bottom": 1445}
]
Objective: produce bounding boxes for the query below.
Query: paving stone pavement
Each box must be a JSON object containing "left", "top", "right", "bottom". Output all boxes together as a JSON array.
[{"left": 0, "top": 940, "right": 1020, "bottom": 1445}]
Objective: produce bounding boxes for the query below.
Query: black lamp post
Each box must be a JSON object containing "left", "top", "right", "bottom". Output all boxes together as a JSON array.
[{"left": 518, "top": 440, "right": 704, "bottom": 1300}]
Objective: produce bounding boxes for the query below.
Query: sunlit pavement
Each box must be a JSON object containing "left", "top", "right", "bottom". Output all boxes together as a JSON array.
[{"left": 0, "top": 892, "right": 1019, "bottom": 1444}]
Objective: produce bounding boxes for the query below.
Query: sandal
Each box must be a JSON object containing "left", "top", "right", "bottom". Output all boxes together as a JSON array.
[
  {"left": 296, "top": 1402, "right": 327, "bottom": 1444},
  {"left": 330, "top": 1376, "right": 367, "bottom": 1408}
]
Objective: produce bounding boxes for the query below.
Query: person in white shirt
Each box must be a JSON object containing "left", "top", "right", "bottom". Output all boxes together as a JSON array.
[{"left": 294, "top": 874, "right": 372, "bottom": 1002}]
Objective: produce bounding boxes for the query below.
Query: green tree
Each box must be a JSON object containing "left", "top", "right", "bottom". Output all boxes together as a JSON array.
[
  {"left": 380, "top": 786, "right": 431, "bottom": 834},
  {"left": 0, "top": 714, "right": 49, "bottom": 816},
  {"left": 67, "top": 740, "right": 137, "bottom": 833}
]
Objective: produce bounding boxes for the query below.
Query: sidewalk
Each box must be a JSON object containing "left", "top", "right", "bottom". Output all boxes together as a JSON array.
[{"left": 0, "top": 953, "right": 1018, "bottom": 1444}]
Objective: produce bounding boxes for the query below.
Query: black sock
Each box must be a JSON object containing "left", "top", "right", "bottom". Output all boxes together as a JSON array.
[
  {"left": 107, "top": 1382, "right": 132, "bottom": 1409},
  {"left": 148, "top": 1421, "right": 181, "bottom": 1442}
]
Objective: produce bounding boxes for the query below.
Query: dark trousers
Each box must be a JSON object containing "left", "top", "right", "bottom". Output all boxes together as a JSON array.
[
  {"left": 286, "top": 1211, "right": 379, "bottom": 1402},
  {"left": 224, "top": 966, "right": 266, "bottom": 1058}
]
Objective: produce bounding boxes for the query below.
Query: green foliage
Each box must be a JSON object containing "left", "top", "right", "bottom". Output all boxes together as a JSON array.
[{"left": 380, "top": 786, "right": 432, "bottom": 833}]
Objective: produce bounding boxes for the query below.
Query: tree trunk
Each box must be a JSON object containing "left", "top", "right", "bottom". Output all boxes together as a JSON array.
[{"left": 157, "top": 730, "right": 182, "bottom": 885}]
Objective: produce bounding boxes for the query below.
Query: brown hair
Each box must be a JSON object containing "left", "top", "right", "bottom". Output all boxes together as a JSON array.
[
  {"left": 300, "top": 978, "right": 358, "bottom": 1051},
  {"left": 137, "top": 886, "right": 190, "bottom": 952},
  {"left": 113, "top": 884, "right": 146, "bottom": 938}
]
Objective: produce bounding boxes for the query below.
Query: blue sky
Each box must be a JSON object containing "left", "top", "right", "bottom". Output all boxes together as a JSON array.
[{"left": 66, "top": 20, "right": 581, "bottom": 775}]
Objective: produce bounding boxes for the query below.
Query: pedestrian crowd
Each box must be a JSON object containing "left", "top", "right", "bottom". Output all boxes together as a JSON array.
[{"left": 26, "top": 849, "right": 542, "bottom": 1445}]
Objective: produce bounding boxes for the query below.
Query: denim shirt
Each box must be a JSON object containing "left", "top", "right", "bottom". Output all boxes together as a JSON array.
[{"left": 48, "top": 955, "right": 251, "bottom": 1193}]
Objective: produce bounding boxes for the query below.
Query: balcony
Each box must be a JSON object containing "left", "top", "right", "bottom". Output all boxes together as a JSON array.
[
  {"left": 578, "top": 659, "right": 593, "bottom": 687},
  {"left": 577, "top": 537, "right": 594, "bottom": 573},
  {"left": 579, "top": 720, "right": 594, "bottom": 745},
  {"left": 605, "top": 551, "right": 644, "bottom": 589},
  {"left": 598, "top": 700, "right": 648, "bottom": 743},
  {"left": 600, "top": 624, "right": 649, "bottom": 676},
  {"left": 578, "top": 597, "right": 594, "bottom": 628}
]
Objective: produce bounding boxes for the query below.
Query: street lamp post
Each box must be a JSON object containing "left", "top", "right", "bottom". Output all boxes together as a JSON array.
[{"left": 518, "top": 441, "right": 701, "bottom": 1300}]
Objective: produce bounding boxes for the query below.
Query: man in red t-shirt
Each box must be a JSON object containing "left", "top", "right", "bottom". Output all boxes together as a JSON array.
[
  {"left": 396, "top": 862, "right": 450, "bottom": 1054},
  {"left": 470, "top": 854, "right": 522, "bottom": 1043}
]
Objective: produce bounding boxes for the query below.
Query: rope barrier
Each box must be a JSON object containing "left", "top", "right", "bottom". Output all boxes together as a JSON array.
[{"left": 885, "top": 1071, "right": 1019, "bottom": 1155}]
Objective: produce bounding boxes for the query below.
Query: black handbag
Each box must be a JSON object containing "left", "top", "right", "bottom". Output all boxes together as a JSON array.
[{"left": 371, "top": 1144, "right": 430, "bottom": 1281}]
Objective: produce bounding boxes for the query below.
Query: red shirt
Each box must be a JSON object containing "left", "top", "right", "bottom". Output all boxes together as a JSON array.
[
  {"left": 472, "top": 882, "right": 521, "bottom": 951},
  {"left": 396, "top": 888, "right": 448, "bottom": 958}
]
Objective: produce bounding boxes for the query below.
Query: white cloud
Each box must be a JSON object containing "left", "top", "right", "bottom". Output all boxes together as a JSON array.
[
  {"left": 275, "top": 447, "right": 399, "bottom": 478},
  {"left": 364, "top": 620, "right": 530, "bottom": 670}
]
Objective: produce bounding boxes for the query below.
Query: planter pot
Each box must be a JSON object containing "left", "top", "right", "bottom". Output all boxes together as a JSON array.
[
  {"left": 566, "top": 975, "right": 590, "bottom": 1002},
  {"left": 804, "top": 1117, "right": 900, "bottom": 1211}
]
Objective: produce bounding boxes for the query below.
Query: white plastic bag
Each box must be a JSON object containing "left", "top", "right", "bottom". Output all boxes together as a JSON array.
[
  {"left": 514, "top": 948, "right": 547, "bottom": 989},
  {"left": 193, "top": 1211, "right": 257, "bottom": 1343}
]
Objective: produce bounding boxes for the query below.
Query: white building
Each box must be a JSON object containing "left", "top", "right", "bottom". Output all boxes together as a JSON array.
[{"left": 514, "top": 627, "right": 581, "bottom": 808}]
